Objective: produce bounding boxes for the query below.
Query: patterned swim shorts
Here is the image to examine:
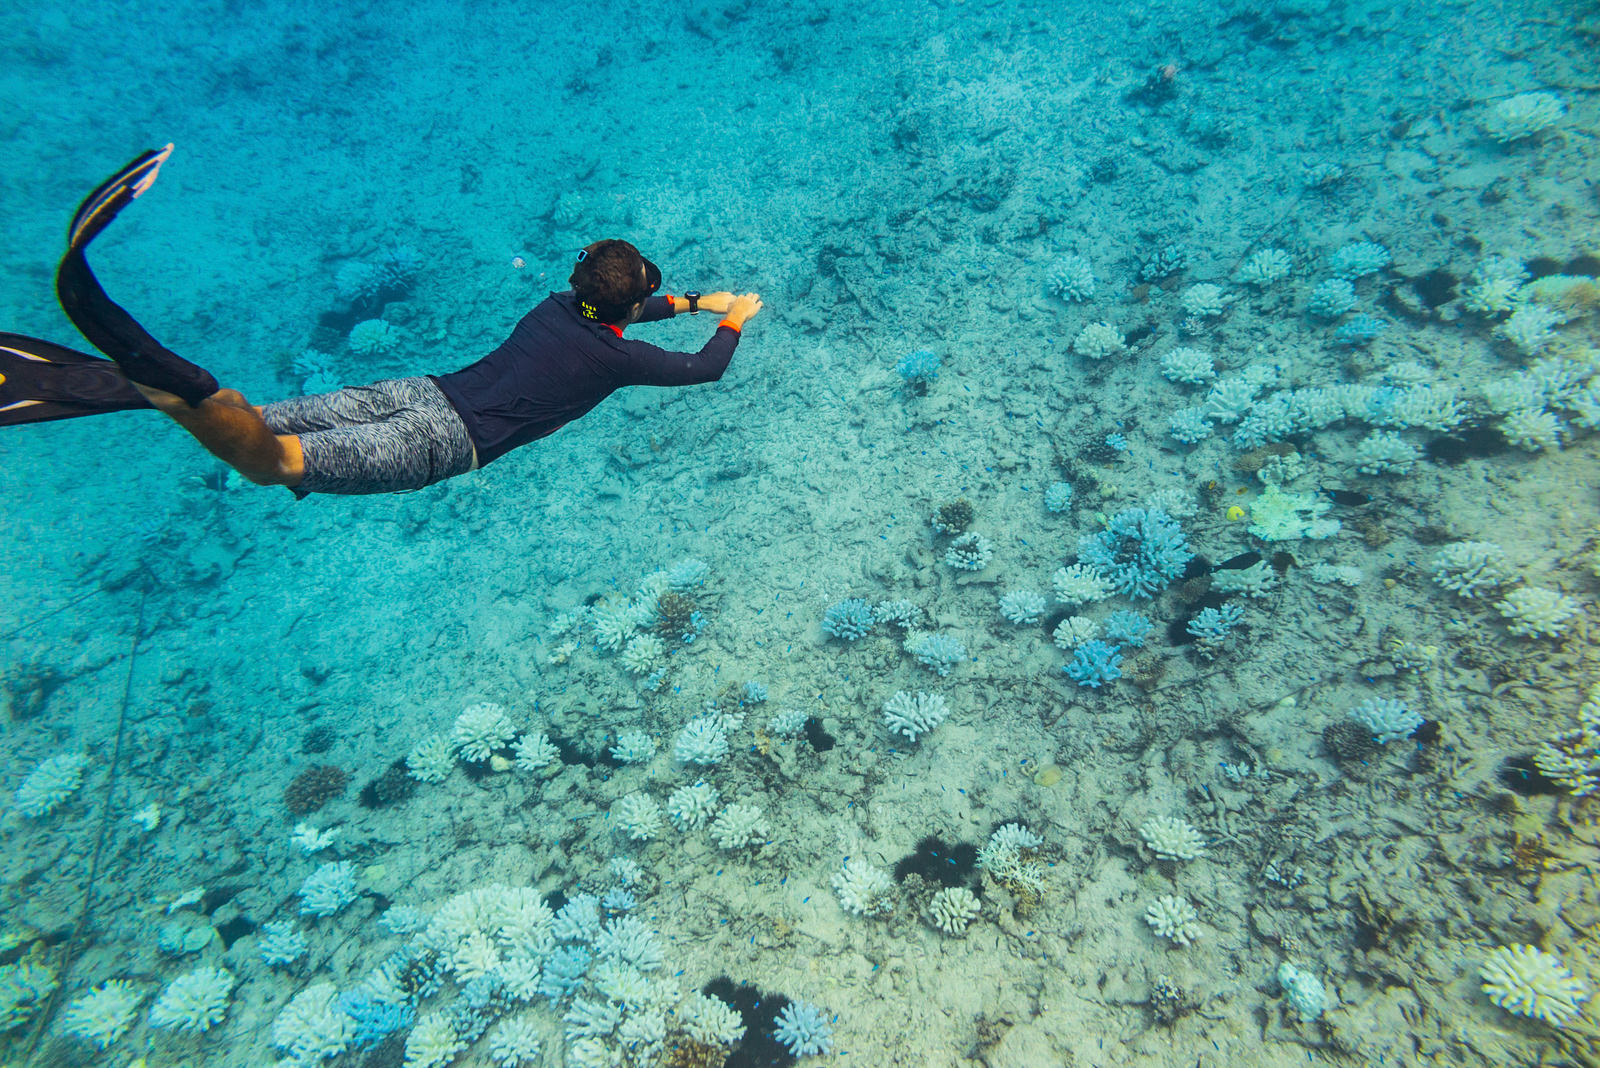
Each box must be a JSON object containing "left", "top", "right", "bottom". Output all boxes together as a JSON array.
[{"left": 260, "top": 377, "right": 476, "bottom": 497}]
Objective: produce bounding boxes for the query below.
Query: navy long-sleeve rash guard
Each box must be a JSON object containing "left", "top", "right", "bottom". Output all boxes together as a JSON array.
[{"left": 431, "top": 291, "right": 740, "bottom": 467}]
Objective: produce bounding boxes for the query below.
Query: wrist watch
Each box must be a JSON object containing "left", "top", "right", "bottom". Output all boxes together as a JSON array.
[{"left": 684, "top": 291, "right": 701, "bottom": 315}]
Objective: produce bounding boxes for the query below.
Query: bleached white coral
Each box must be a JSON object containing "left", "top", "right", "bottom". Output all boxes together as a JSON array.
[
  {"left": 292, "top": 822, "right": 338, "bottom": 854},
  {"left": 565, "top": 1035, "right": 617, "bottom": 1068},
  {"left": 1381, "top": 385, "right": 1463, "bottom": 432},
  {"left": 1277, "top": 961, "right": 1329, "bottom": 1022},
  {"left": 998, "top": 589, "right": 1046, "bottom": 624},
  {"left": 1480, "top": 92, "right": 1564, "bottom": 143},
  {"left": 831, "top": 857, "right": 895, "bottom": 917},
  {"left": 348, "top": 318, "right": 398, "bottom": 356},
  {"left": 61, "top": 979, "right": 141, "bottom": 1049},
  {"left": 13, "top": 752, "right": 88, "bottom": 817},
  {"left": 1046, "top": 253, "right": 1095, "bottom": 302},
  {"left": 149, "top": 966, "right": 233, "bottom": 1033},
  {"left": 1328, "top": 241, "right": 1391, "bottom": 280},
  {"left": 1353, "top": 430, "right": 1419, "bottom": 475},
  {"left": 299, "top": 861, "right": 359, "bottom": 917},
  {"left": 1237, "top": 248, "right": 1292, "bottom": 287},
  {"left": 621, "top": 634, "right": 666, "bottom": 675},
  {"left": 406, "top": 735, "right": 456, "bottom": 783},
  {"left": 881, "top": 690, "right": 949, "bottom": 742},
  {"left": 1052, "top": 615, "right": 1097, "bottom": 650},
  {"left": 1072, "top": 321, "right": 1126, "bottom": 360},
  {"left": 1498, "top": 303, "right": 1565, "bottom": 357},
  {"left": 1144, "top": 895, "right": 1202, "bottom": 945},
  {"left": 1480, "top": 944, "right": 1587, "bottom": 1025},
  {"left": 1496, "top": 587, "right": 1582, "bottom": 638},
  {"left": 1168, "top": 408, "right": 1215, "bottom": 444},
  {"left": 453, "top": 701, "right": 516, "bottom": 761},
  {"left": 1349, "top": 697, "right": 1423, "bottom": 744},
  {"left": 925, "top": 886, "right": 981, "bottom": 935},
  {"left": 674, "top": 716, "right": 729, "bottom": 766},
  {"left": 1052, "top": 564, "right": 1113, "bottom": 607},
  {"left": 709, "top": 802, "right": 769, "bottom": 850},
  {"left": 1431, "top": 541, "right": 1511, "bottom": 598},
  {"left": 272, "top": 981, "right": 353, "bottom": 1063},
  {"left": 667, "top": 781, "right": 720, "bottom": 831},
  {"left": 449, "top": 929, "right": 501, "bottom": 980},
  {"left": 1160, "top": 347, "right": 1216, "bottom": 385},
  {"left": 1202, "top": 376, "right": 1260, "bottom": 422},
  {"left": 1138, "top": 816, "right": 1206, "bottom": 861},
  {"left": 609, "top": 729, "right": 656, "bottom": 764},
  {"left": 1501, "top": 408, "right": 1562, "bottom": 451},
  {"left": 590, "top": 599, "right": 637, "bottom": 652},
  {"left": 514, "top": 730, "right": 559, "bottom": 771},
  {"left": 405, "top": 1010, "right": 465, "bottom": 1068},
  {"left": 679, "top": 991, "right": 745, "bottom": 1046},
  {"left": 1180, "top": 283, "right": 1231, "bottom": 318},
  {"left": 595, "top": 916, "right": 665, "bottom": 972},
  {"left": 1463, "top": 255, "right": 1528, "bottom": 315},
  {"left": 488, "top": 1014, "right": 543, "bottom": 1066},
  {"left": 258, "top": 920, "right": 309, "bottom": 966},
  {"left": 1210, "top": 560, "right": 1276, "bottom": 598},
  {"left": 943, "top": 531, "right": 994, "bottom": 571},
  {"left": 1308, "top": 563, "right": 1363, "bottom": 586},
  {"left": 613, "top": 793, "right": 663, "bottom": 841},
  {"left": 976, "top": 824, "right": 1048, "bottom": 897}
]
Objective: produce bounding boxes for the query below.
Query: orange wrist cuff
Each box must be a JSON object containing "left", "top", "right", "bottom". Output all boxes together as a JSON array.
[{"left": 718, "top": 319, "right": 741, "bottom": 333}]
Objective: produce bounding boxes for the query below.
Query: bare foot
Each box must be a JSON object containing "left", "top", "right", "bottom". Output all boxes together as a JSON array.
[{"left": 129, "top": 380, "right": 190, "bottom": 414}]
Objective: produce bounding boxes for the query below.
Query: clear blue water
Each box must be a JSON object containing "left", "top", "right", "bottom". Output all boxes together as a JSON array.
[{"left": 2, "top": 0, "right": 1596, "bottom": 1064}]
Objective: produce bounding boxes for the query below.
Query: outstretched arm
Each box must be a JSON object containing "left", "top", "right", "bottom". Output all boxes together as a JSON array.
[
  {"left": 666, "top": 292, "right": 736, "bottom": 316},
  {"left": 611, "top": 292, "right": 762, "bottom": 387}
]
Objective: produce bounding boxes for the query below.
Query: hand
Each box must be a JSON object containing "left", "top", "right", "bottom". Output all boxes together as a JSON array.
[
  {"left": 694, "top": 291, "right": 736, "bottom": 315},
  {"left": 725, "top": 293, "right": 763, "bottom": 327}
]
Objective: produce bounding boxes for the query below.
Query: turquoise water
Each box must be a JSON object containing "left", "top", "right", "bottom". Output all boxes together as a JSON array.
[{"left": 2, "top": 0, "right": 1597, "bottom": 1065}]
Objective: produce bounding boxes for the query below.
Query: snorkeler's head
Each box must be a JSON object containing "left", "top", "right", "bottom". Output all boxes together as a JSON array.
[{"left": 570, "top": 239, "right": 660, "bottom": 324}]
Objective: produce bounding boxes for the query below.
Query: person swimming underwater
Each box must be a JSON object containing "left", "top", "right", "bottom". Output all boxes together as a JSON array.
[{"left": 0, "top": 145, "right": 762, "bottom": 497}]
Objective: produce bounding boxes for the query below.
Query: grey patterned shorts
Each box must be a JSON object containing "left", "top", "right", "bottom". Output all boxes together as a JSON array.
[{"left": 260, "top": 377, "right": 476, "bottom": 497}]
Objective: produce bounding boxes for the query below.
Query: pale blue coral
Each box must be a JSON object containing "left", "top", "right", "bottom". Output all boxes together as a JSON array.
[
  {"left": 773, "top": 1000, "right": 835, "bottom": 1057},
  {"left": 1065, "top": 640, "right": 1122, "bottom": 688},
  {"left": 1078, "top": 508, "right": 1192, "bottom": 599},
  {"left": 822, "top": 599, "right": 876, "bottom": 640},
  {"left": 907, "top": 633, "right": 966, "bottom": 676}
]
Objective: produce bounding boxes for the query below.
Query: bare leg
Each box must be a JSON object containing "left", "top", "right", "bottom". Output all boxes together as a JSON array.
[{"left": 132, "top": 383, "right": 304, "bottom": 486}]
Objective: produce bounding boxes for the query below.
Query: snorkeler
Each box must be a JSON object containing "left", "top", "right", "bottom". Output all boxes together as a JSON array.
[{"left": 0, "top": 146, "right": 762, "bottom": 497}]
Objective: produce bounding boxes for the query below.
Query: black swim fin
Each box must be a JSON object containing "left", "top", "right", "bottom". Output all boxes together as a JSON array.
[
  {"left": 0, "top": 333, "right": 152, "bottom": 426},
  {"left": 55, "top": 144, "right": 220, "bottom": 406},
  {"left": 66, "top": 143, "right": 173, "bottom": 255}
]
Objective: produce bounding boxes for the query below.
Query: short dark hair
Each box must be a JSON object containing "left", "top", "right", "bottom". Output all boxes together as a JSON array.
[{"left": 570, "top": 239, "right": 645, "bottom": 323}]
